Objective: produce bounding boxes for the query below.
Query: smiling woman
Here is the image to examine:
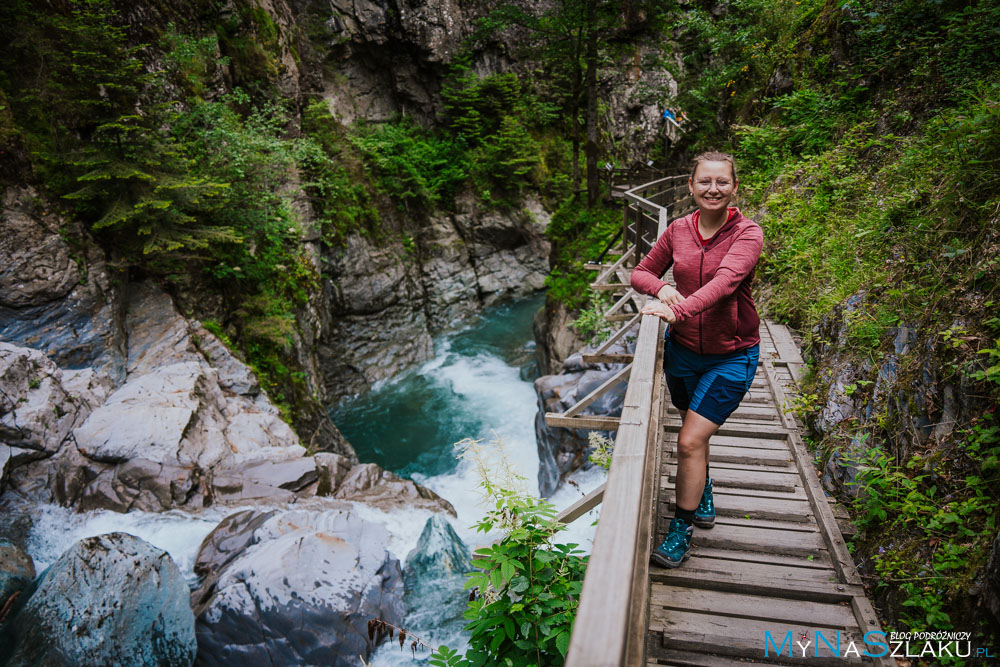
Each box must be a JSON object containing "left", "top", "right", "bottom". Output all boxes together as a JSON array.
[{"left": 631, "top": 151, "right": 764, "bottom": 568}]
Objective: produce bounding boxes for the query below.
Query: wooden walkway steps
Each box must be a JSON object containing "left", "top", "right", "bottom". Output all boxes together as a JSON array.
[
  {"left": 647, "top": 321, "right": 888, "bottom": 666},
  {"left": 550, "top": 175, "right": 889, "bottom": 666}
]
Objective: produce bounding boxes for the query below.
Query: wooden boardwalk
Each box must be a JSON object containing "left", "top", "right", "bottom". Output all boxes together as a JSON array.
[
  {"left": 547, "top": 176, "right": 890, "bottom": 666},
  {"left": 648, "top": 321, "right": 888, "bottom": 666}
]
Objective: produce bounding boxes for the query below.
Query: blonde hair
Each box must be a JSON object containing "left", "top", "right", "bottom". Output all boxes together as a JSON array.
[{"left": 689, "top": 151, "right": 737, "bottom": 182}]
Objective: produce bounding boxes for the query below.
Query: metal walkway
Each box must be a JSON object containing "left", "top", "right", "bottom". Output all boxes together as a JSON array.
[{"left": 547, "top": 177, "right": 891, "bottom": 666}]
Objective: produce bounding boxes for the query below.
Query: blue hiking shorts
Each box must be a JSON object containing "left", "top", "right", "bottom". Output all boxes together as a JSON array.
[{"left": 664, "top": 336, "right": 759, "bottom": 426}]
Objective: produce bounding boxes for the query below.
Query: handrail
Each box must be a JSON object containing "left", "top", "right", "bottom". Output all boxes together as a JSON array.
[
  {"left": 565, "top": 311, "right": 663, "bottom": 667},
  {"left": 564, "top": 175, "right": 681, "bottom": 667}
]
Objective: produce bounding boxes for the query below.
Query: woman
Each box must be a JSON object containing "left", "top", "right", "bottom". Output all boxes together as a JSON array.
[{"left": 630, "top": 151, "right": 763, "bottom": 568}]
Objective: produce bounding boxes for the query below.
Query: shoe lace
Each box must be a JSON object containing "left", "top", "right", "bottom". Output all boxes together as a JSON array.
[
  {"left": 698, "top": 491, "right": 714, "bottom": 514},
  {"left": 660, "top": 521, "right": 690, "bottom": 551},
  {"left": 698, "top": 484, "right": 714, "bottom": 514}
]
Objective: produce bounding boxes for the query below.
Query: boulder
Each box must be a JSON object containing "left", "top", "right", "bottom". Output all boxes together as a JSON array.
[
  {"left": 404, "top": 514, "right": 471, "bottom": 581},
  {"left": 401, "top": 515, "right": 471, "bottom": 640},
  {"left": 533, "top": 338, "right": 632, "bottom": 497},
  {"left": 194, "top": 507, "right": 404, "bottom": 666},
  {"left": 0, "top": 343, "right": 99, "bottom": 457},
  {"left": 0, "top": 187, "right": 126, "bottom": 383},
  {"left": 0, "top": 538, "right": 34, "bottom": 626},
  {"left": 5, "top": 533, "right": 195, "bottom": 666},
  {"left": 333, "top": 462, "right": 457, "bottom": 516}
]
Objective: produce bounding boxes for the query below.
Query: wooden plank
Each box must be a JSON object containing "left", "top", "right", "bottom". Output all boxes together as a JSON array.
[
  {"left": 650, "top": 567, "right": 864, "bottom": 602},
  {"left": 664, "top": 459, "right": 796, "bottom": 475},
  {"left": 666, "top": 404, "right": 780, "bottom": 420},
  {"left": 661, "top": 465, "right": 801, "bottom": 493},
  {"left": 658, "top": 514, "right": 819, "bottom": 535},
  {"left": 649, "top": 610, "right": 865, "bottom": 666},
  {"left": 660, "top": 521, "right": 826, "bottom": 557},
  {"left": 590, "top": 282, "right": 630, "bottom": 292},
  {"left": 608, "top": 312, "right": 639, "bottom": 322},
  {"left": 566, "top": 314, "right": 661, "bottom": 666},
  {"left": 767, "top": 319, "right": 804, "bottom": 364},
  {"left": 605, "top": 288, "right": 638, "bottom": 319},
  {"left": 651, "top": 584, "right": 858, "bottom": 628},
  {"left": 659, "top": 557, "right": 837, "bottom": 586},
  {"left": 658, "top": 492, "right": 814, "bottom": 522},
  {"left": 701, "top": 444, "right": 793, "bottom": 466},
  {"left": 592, "top": 313, "right": 641, "bottom": 356},
  {"left": 564, "top": 363, "right": 633, "bottom": 418},
  {"left": 663, "top": 422, "right": 790, "bottom": 439},
  {"left": 595, "top": 245, "right": 636, "bottom": 285},
  {"left": 626, "top": 339, "right": 666, "bottom": 667},
  {"left": 688, "top": 546, "right": 833, "bottom": 570},
  {"left": 690, "top": 434, "right": 789, "bottom": 451},
  {"left": 582, "top": 353, "right": 634, "bottom": 364},
  {"left": 664, "top": 483, "right": 808, "bottom": 502},
  {"left": 649, "top": 648, "right": 800, "bottom": 666},
  {"left": 666, "top": 408, "right": 779, "bottom": 423},
  {"left": 545, "top": 414, "right": 621, "bottom": 430},
  {"left": 556, "top": 482, "right": 606, "bottom": 525}
]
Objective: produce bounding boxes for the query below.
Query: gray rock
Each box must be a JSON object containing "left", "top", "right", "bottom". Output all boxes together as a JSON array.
[
  {"left": 0, "top": 343, "right": 98, "bottom": 456},
  {"left": 0, "top": 188, "right": 125, "bottom": 382},
  {"left": 0, "top": 538, "right": 34, "bottom": 626},
  {"left": 6, "top": 533, "right": 195, "bottom": 666},
  {"left": 319, "top": 234, "right": 435, "bottom": 400},
  {"left": 333, "top": 463, "right": 457, "bottom": 516},
  {"left": 401, "top": 516, "right": 471, "bottom": 643},
  {"left": 404, "top": 514, "right": 471, "bottom": 580},
  {"left": 533, "top": 337, "right": 631, "bottom": 496},
  {"left": 193, "top": 323, "right": 260, "bottom": 395},
  {"left": 0, "top": 187, "right": 80, "bottom": 308},
  {"left": 194, "top": 507, "right": 404, "bottom": 666}
]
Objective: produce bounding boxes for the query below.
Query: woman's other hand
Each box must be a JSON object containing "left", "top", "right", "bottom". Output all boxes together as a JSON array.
[
  {"left": 641, "top": 301, "right": 677, "bottom": 323},
  {"left": 657, "top": 284, "right": 684, "bottom": 306}
]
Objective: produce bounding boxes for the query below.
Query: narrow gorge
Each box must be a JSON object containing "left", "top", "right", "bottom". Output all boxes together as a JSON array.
[{"left": 2, "top": 0, "right": 998, "bottom": 664}]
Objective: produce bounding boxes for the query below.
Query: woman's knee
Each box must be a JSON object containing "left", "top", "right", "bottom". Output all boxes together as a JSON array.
[{"left": 676, "top": 431, "right": 707, "bottom": 460}]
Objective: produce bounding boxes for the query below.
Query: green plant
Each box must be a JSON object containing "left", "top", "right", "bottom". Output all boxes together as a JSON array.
[
  {"left": 587, "top": 431, "right": 614, "bottom": 470},
  {"left": 571, "top": 290, "right": 614, "bottom": 344},
  {"left": 430, "top": 437, "right": 587, "bottom": 666}
]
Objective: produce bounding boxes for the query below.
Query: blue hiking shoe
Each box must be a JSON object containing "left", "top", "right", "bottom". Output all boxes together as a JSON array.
[
  {"left": 651, "top": 517, "right": 693, "bottom": 568},
  {"left": 694, "top": 478, "right": 716, "bottom": 528}
]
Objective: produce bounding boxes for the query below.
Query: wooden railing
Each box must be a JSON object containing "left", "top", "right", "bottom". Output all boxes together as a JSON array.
[{"left": 544, "top": 176, "right": 687, "bottom": 666}]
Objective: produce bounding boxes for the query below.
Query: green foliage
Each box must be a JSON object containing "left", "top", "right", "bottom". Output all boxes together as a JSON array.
[
  {"left": 545, "top": 200, "right": 621, "bottom": 308},
  {"left": 299, "top": 100, "right": 380, "bottom": 244},
  {"left": 350, "top": 118, "right": 471, "bottom": 211},
  {"left": 847, "top": 433, "right": 998, "bottom": 633},
  {"left": 587, "top": 432, "right": 614, "bottom": 470},
  {"left": 570, "top": 290, "right": 614, "bottom": 344},
  {"left": 430, "top": 438, "right": 587, "bottom": 667},
  {"left": 162, "top": 26, "right": 230, "bottom": 99}
]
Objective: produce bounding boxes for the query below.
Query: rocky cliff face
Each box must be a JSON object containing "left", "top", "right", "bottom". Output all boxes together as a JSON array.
[
  {"left": 320, "top": 195, "right": 549, "bottom": 400},
  {"left": 292, "top": 0, "right": 472, "bottom": 125}
]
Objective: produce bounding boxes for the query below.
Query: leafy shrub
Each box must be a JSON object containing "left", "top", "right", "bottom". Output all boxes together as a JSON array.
[
  {"left": 430, "top": 438, "right": 587, "bottom": 667},
  {"left": 350, "top": 118, "right": 470, "bottom": 211}
]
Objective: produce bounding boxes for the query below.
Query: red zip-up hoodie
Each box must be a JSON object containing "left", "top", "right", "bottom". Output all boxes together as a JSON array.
[{"left": 630, "top": 207, "right": 763, "bottom": 354}]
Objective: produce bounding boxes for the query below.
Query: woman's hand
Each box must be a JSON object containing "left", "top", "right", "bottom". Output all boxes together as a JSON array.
[
  {"left": 657, "top": 284, "right": 684, "bottom": 306},
  {"left": 641, "top": 301, "right": 677, "bottom": 323}
]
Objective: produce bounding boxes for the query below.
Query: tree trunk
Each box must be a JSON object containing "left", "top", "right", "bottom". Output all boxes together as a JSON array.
[{"left": 584, "top": 17, "right": 599, "bottom": 207}]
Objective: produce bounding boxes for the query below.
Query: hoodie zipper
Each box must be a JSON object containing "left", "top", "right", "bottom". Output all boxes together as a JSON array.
[{"left": 698, "top": 247, "right": 705, "bottom": 354}]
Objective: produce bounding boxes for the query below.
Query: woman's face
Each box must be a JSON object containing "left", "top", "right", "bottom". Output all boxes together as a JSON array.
[{"left": 689, "top": 160, "right": 738, "bottom": 215}]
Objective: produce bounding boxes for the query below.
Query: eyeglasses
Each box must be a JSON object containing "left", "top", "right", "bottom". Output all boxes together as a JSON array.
[{"left": 693, "top": 179, "right": 733, "bottom": 190}]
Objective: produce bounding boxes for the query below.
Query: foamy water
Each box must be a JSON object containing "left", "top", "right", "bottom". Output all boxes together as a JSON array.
[{"left": 20, "top": 294, "right": 606, "bottom": 664}]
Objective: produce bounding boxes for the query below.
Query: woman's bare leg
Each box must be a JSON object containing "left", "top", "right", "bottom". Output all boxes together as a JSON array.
[{"left": 675, "top": 411, "right": 720, "bottom": 510}]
